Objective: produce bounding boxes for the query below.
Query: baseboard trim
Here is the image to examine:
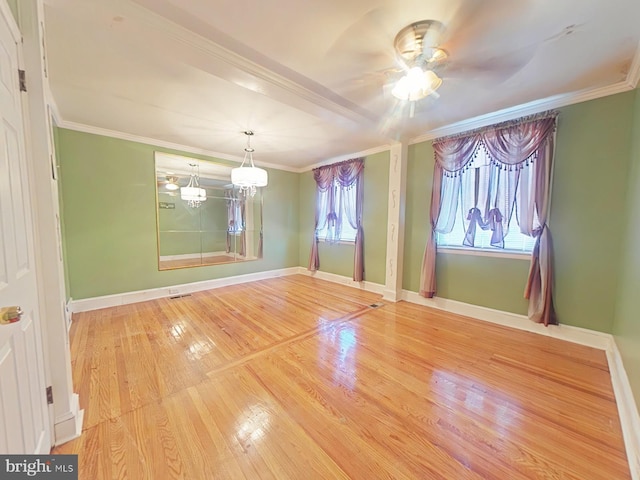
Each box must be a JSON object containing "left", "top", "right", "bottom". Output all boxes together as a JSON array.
[
  {"left": 69, "top": 267, "right": 300, "bottom": 313},
  {"left": 400, "top": 289, "right": 612, "bottom": 350},
  {"left": 53, "top": 393, "right": 84, "bottom": 446},
  {"left": 159, "top": 251, "right": 230, "bottom": 261},
  {"left": 607, "top": 339, "right": 640, "bottom": 480},
  {"left": 296, "top": 267, "right": 385, "bottom": 294}
]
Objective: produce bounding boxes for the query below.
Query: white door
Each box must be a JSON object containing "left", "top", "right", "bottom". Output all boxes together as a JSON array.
[{"left": 0, "top": 6, "right": 51, "bottom": 454}]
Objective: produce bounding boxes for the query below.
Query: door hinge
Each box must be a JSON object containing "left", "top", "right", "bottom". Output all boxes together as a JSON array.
[
  {"left": 18, "top": 69, "right": 26, "bottom": 92},
  {"left": 46, "top": 386, "right": 53, "bottom": 405}
]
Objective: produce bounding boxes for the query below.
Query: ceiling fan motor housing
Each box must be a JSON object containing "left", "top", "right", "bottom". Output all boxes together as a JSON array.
[{"left": 394, "top": 20, "right": 446, "bottom": 67}]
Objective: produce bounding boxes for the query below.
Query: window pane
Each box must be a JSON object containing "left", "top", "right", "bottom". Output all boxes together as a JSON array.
[
  {"left": 315, "top": 180, "right": 357, "bottom": 242},
  {"left": 437, "top": 215, "right": 536, "bottom": 252}
]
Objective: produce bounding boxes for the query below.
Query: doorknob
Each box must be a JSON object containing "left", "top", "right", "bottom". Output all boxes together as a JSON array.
[{"left": 0, "top": 306, "right": 23, "bottom": 324}]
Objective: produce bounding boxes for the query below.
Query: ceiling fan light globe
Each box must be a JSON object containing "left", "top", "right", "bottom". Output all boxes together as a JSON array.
[
  {"left": 165, "top": 183, "right": 179, "bottom": 191},
  {"left": 391, "top": 75, "right": 410, "bottom": 100},
  {"left": 423, "top": 69, "right": 443, "bottom": 92},
  {"left": 391, "top": 68, "right": 442, "bottom": 101},
  {"left": 427, "top": 47, "right": 448, "bottom": 63}
]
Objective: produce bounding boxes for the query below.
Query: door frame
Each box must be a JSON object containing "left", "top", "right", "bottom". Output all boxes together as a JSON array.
[{"left": 2, "top": 0, "right": 81, "bottom": 448}]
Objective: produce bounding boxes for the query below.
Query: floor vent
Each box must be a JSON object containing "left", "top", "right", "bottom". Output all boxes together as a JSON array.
[
  {"left": 169, "top": 294, "right": 192, "bottom": 299},
  {"left": 368, "top": 303, "right": 383, "bottom": 309}
]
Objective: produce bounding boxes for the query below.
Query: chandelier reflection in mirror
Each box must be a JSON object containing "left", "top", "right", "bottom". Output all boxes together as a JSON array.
[
  {"left": 180, "top": 163, "right": 207, "bottom": 208},
  {"left": 231, "top": 131, "right": 268, "bottom": 197}
]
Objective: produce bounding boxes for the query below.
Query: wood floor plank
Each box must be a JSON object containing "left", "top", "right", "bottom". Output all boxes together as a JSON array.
[{"left": 54, "top": 275, "right": 631, "bottom": 479}]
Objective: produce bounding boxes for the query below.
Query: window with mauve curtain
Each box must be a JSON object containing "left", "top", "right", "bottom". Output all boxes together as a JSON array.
[
  {"left": 420, "top": 111, "right": 558, "bottom": 326},
  {"left": 308, "top": 158, "right": 364, "bottom": 281}
]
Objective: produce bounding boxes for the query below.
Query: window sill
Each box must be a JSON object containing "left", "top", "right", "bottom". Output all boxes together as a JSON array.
[
  {"left": 318, "top": 239, "right": 355, "bottom": 246},
  {"left": 438, "top": 246, "right": 531, "bottom": 260}
]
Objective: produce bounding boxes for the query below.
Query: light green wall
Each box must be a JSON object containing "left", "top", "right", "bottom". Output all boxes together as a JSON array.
[
  {"left": 57, "top": 128, "right": 299, "bottom": 299},
  {"left": 362, "top": 151, "right": 390, "bottom": 284},
  {"left": 613, "top": 88, "right": 640, "bottom": 404},
  {"left": 298, "top": 151, "right": 389, "bottom": 284},
  {"left": 403, "top": 91, "right": 636, "bottom": 331},
  {"left": 6, "top": 0, "right": 17, "bottom": 22},
  {"left": 550, "top": 92, "right": 634, "bottom": 331}
]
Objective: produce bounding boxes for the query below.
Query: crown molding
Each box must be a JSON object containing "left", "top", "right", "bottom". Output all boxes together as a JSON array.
[
  {"left": 58, "top": 118, "right": 392, "bottom": 174},
  {"left": 409, "top": 80, "right": 636, "bottom": 145},
  {"left": 57, "top": 120, "right": 300, "bottom": 172},
  {"left": 626, "top": 39, "right": 640, "bottom": 90},
  {"left": 45, "top": 85, "right": 63, "bottom": 126},
  {"left": 301, "top": 144, "right": 394, "bottom": 172}
]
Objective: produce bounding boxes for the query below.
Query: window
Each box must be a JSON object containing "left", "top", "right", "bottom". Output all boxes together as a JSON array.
[
  {"left": 315, "top": 179, "right": 358, "bottom": 243},
  {"left": 435, "top": 147, "right": 537, "bottom": 254},
  {"left": 421, "top": 111, "right": 557, "bottom": 325},
  {"left": 308, "top": 158, "right": 364, "bottom": 281},
  {"left": 437, "top": 219, "right": 536, "bottom": 253},
  {"left": 227, "top": 197, "right": 244, "bottom": 235}
]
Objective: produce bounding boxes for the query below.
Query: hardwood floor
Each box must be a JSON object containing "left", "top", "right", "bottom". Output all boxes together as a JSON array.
[{"left": 53, "top": 275, "right": 631, "bottom": 479}]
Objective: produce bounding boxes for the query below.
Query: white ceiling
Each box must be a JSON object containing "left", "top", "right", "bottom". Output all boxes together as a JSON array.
[{"left": 43, "top": 0, "right": 640, "bottom": 170}]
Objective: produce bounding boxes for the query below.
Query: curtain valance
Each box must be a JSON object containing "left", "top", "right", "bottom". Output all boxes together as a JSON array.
[{"left": 434, "top": 111, "right": 558, "bottom": 173}]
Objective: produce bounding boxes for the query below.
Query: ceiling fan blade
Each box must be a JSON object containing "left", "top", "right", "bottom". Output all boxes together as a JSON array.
[
  {"left": 440, "top": 0, "right": 534, "bottom": 55},
  {"left": 441, "top": 41, "right": 537, "bottom": 85},
  {"left": 325, "top": 7, "right": 394, "bottom": 60}
]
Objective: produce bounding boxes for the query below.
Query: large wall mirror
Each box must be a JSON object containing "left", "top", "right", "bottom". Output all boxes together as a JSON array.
[{"left": 155, "top": 152, "right": 263, "bottom": 270}]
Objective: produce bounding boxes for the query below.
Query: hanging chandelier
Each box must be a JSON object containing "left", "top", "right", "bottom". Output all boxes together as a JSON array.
[
  {"left": 231, "top": 131, "right": 268, "bottom": 197},
  {"left": 180, "top": 163, "right": 207, "bottom": 208}
]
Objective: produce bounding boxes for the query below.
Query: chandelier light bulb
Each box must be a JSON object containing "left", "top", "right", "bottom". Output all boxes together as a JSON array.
[{"left": 391, "top": 67, "right": 442, "bottom": 102}]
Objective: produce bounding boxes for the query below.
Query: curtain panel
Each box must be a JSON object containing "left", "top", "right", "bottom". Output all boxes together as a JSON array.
[
  {"left": 308, "top": 158, "right": 365, "bottom": 281},
  {"left": 225, "top": 189, "right": 247, "bottom": 257},
  {"left": 225, "top": 189, "right": 235, "bottom": 254},
  {"left": 258, "top": 193, "right": 264, "bottom": 259},
  {"left": 420, "top": 111, "right": 558, "bottom": 326},
  {"left": 239, "top": 197, "right": 246, "bottom": 257}
]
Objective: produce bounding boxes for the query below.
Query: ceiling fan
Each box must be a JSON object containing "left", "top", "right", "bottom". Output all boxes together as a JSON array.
[
  {"left": 389, "top": 20, "right": 448, "bottom": 102},
  {"left": 157, "top": 174, "right": 180, "bottom": 191}
]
